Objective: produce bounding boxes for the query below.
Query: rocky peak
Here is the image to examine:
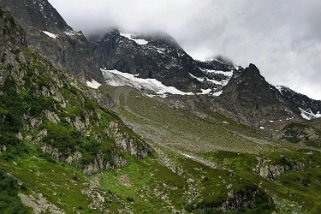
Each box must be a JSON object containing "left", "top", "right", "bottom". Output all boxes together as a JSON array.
[
  {"left": 242, "top": 63, "right": 264, "bottom": 79},
  {"left": 0, "top": 4, "right": 26, "bottom": 47},
  {"left": 218, "top": 64, "right": 301, "bottom": 127},
  {"left": 277, "top": 85, "right": 321, "bottom": 117},
  {"left": 222, "top": 63, "right": 278, "bottom": 105},
  {"left": 3, "top": 0, "right": 105, "bottom": 84},
  {"left": 3, "top": 0, "right": 71, "bottom": 33}
]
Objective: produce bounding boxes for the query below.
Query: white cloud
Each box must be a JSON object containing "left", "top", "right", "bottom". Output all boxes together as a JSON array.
[{"left": 48, "top": 0, "right": 321, "bottom": 100}]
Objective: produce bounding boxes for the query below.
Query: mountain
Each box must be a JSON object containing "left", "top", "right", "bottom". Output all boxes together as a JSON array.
[
  {"left": 91, "top": 29, "right": 321, "bottom": 129},
  {"left": 1, "top": 0, "right": 321, "bottom": 213},
  {"left": 276, "top": 86, "right": 321, "bottom": 120},
  {"left": 3, "top": 0, "right": 104, "bottom": 83},
  {"left": 92, "top": 29, "right": 238, "bottom": 94}
]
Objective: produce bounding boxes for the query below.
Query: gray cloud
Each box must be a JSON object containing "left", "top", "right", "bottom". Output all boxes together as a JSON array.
[{"left": 48, "top": 0, "right": 321, "bottom": 100}]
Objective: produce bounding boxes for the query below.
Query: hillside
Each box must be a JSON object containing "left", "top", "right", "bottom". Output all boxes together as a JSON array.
[{"left": 1, "top": 0, "right": 321, "bottom": 213}]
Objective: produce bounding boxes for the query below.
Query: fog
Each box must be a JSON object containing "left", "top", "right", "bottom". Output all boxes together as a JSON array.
[{"left": 49, "top": 0, "right": 321, "bottom": 99}]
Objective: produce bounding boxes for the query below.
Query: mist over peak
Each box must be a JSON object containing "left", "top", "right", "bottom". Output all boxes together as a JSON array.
[{"left": 48, "top": 0, "right": 321, "bottom": 99}]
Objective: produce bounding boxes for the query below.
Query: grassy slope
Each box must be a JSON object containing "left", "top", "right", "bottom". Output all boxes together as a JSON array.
[
  {"left": 1, "top": 78, "right": 319, "bottom": 213},
  {"left": 96, "top": 85, "right": 321, "bottom": 213},
  {"left": 99, "top": 85, "right": 316, "bottom": 154},
  {"left": 203, "top": 150, "right": 321, "bottom": 213}
]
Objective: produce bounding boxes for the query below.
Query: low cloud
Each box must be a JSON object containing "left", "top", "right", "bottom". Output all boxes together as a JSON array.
[{"left": 48, "top": 0, "right": 321, "bottom": 99}]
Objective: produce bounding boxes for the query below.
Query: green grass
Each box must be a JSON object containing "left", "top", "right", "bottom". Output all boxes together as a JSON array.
[
  {"left": 0, "top": 143, "right": 101, "bottom": 213},
  {"left": 203, "top": 149, "right": 321, "bottom": 213},
  {"left": 0, "top": 169, "right": 31, "bottom": 214},
  {"left": 99, "top": 85, "right": 272, "bottom": 154},
  {"left": 99, "top": 157, "right": 186, "bottom": 213}
]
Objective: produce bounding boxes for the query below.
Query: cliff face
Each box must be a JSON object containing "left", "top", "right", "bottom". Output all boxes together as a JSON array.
[
  {"left": 0, "top": 4, "right": 151, "bottom": 175},
  {"left": 3, "top": 0, "right": 104, "bottom": 83},
  {"left": 92, "top": 29, "right": 237, "bottom": 93}
]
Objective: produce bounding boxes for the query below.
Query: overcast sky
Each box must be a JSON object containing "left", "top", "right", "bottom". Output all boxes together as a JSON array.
[{"left": 48, "top": 0, "right": 321, "bottom": 100}]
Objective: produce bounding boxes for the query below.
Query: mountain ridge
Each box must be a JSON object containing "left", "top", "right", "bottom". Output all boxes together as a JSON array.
[{"left": 1, "top": 1, "right": 321, "bottom": 213}]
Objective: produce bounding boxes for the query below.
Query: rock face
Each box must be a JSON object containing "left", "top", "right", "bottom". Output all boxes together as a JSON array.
[
  {"left": 213, "top": 64, "right": 300, "bottom": 127},
  {"left": 219, "top": 188, "right": 272, "bottom": 212},
  {"left": 255, "top": 158, "right": 305, "bottom": 180},
  {"left": 0, "top": 4, "right": 151, "bottom": 176},
  {"left": 92, "top": 29, "right": 237, "bottom": 93},
  {"left": 279, "top": 123, "right": 321, "bottom": 148},
  {"left": 19, "top": 193, "right": 64, "bottom": 214},
  {"left": 3, "top": 0, "right": 104, "bottom": 83},
  {"left": 193, "top": 184, "right": 274, "bottom": 213},
  {"left": 3, "top": 0, "right": 321, "bottom": 147},
  {"left": 278, "top": 86, "right": 321, "bottom": 117},
  {"left": 106, "top": 121, "right": 150, "bottom": 158},
  {"left": 82, "top": 151, "right": 127, "bottom": 175}
]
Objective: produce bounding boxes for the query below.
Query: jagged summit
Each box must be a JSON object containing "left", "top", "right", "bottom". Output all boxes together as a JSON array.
[
  {"left": 3, "top": 0, "right": 105, "bottom": 83},
  {"left": 276, "top": 85, "right": 321, "bottom": 120},
  {"left": 3, "top": 0, "right": 71, "bottom": 33},
  {"left": 1, "top": 1, "right": 321, "bottom": 213},
  {"left": 3, "top": 0, "right": 321, "bottom": 123}
]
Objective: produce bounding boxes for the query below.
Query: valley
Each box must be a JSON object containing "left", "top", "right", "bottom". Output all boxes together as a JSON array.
[{"left": 1, "top": 0, "right": 321, "bottom": 213}]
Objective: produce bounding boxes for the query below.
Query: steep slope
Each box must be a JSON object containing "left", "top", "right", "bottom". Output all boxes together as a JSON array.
[
  {"left": 216, "top": 64, "right": 302, "bottom": 128},
  {"left": 0, "top": 3, "right": 150, "bottom": 174},
  {"left": 2, "top": 3, "right": 321, "bottom": 213},
  {"left": 3, "top": 0, "right": 104, "bottom": 83},
  {"left": 92, "top": 29, "right": 321, "bottom": 128},
  {"left": 277, "top": 86, "right": 321, "bottom": 120},
  {"left": 96, "top": 84, "right": 321, "bottom": 213},
  {"left": 92, "top": 29, "right": 237, "bottom": 94}
]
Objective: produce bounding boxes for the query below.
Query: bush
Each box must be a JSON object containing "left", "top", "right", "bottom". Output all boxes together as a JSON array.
[
  {"left": 43, "top": 123, "right": 80, "bottom": 151},
  {"left": 0, "top": 170, "right": 30, "bottom": 214}
]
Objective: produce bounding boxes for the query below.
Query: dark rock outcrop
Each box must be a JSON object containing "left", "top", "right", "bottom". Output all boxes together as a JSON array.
[
  {"left": 217, "top": 64, "right": 302, "bottom": 127},
  {"left": 3, "top": 0, "right": 104, "bottom": 83},
  {"left": 278, "top": 123, "right": 321, "bottom": 148},
  {"left": 0, "top": 5, "right": 151, "bottom": 176},
  {"left": 255, "top": 158, "right": 305, "bottom": 180},
  {"left": 92, "top": 29, "right": 237, "bottom": 93},
  {"left": 278, "top": 86, "right": 321, "bottom": 116}
]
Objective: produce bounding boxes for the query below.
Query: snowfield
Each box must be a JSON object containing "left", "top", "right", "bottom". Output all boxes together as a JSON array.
[
  {"left": 102, "top": 69, "right": 193, "bottom": 96},
  {"left": 120, "top": 33, "right": 149, "bottom": 45},
  {"left": 102, "top": 69, "right": 225, "bottom": 97},
  {"left": 86, "top": 79, "right": 101, "bottom": 89},
  {"left": 42, "top": 31, "right": 58, "bottom": 39},
  {"left": 299, "top": 108, "right": 321, "bottom": 120}
]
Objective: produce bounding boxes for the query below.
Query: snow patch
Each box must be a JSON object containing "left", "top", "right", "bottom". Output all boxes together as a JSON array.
[
  {"left": 275, "top": 85, "right": 284, "bottom": 94},
  {"left": 203, "top": 69, "right": 234, "bottom": 77},
  {"left": 120, "top": 33, "right": 148, "bottom": 45},
  {"left": 189, "top": 73, "right": 205, "bottom": 82},
  {"left": 86, "top": 79, "right": 101, "bottom": 89},
  {"left": 155, "top": 47, "right": 166, "bottom": 54},
  {"left": 198, "top": 89, "right": 212, "bottom": 95},
  {"left": 234, "top": 64, "right": 240, "bottom": 71},
  {"left": 212, "top": 91, "right": 223, "bottom": 97},
  {"left": 42, "top": 31, "right": 58, "bottom": 39},
  {"left": 65, "top": 30, "right": 82, "bottom": 37},
  {"left": 102, "top": 69, "right": 193, "bottom": 96},
  {"left": 190, "top": 72, "right": 230, "bottom": 87},
  {"left": 299, "top": 108, "right": 321, "bottom": 120}
]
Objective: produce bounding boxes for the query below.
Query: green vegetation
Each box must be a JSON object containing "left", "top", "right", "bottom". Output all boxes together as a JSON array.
[
  {"left": 203, "top": 150, "right": 321, "bottom": 213},
  {"left": 0, "top": 142, "right": 103, "bottom": 213},
  {"left": 1, "top": 11, "right": 320, "bottom": 213},
  {"left": 99, "top": 85, "right": 272, "bottom": 154},
  {"left": 0, "top": 169, "right": 31, "bottom": 214},
  {"left": 281, "top": 122, "right": 321, "bottom": 147}
]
